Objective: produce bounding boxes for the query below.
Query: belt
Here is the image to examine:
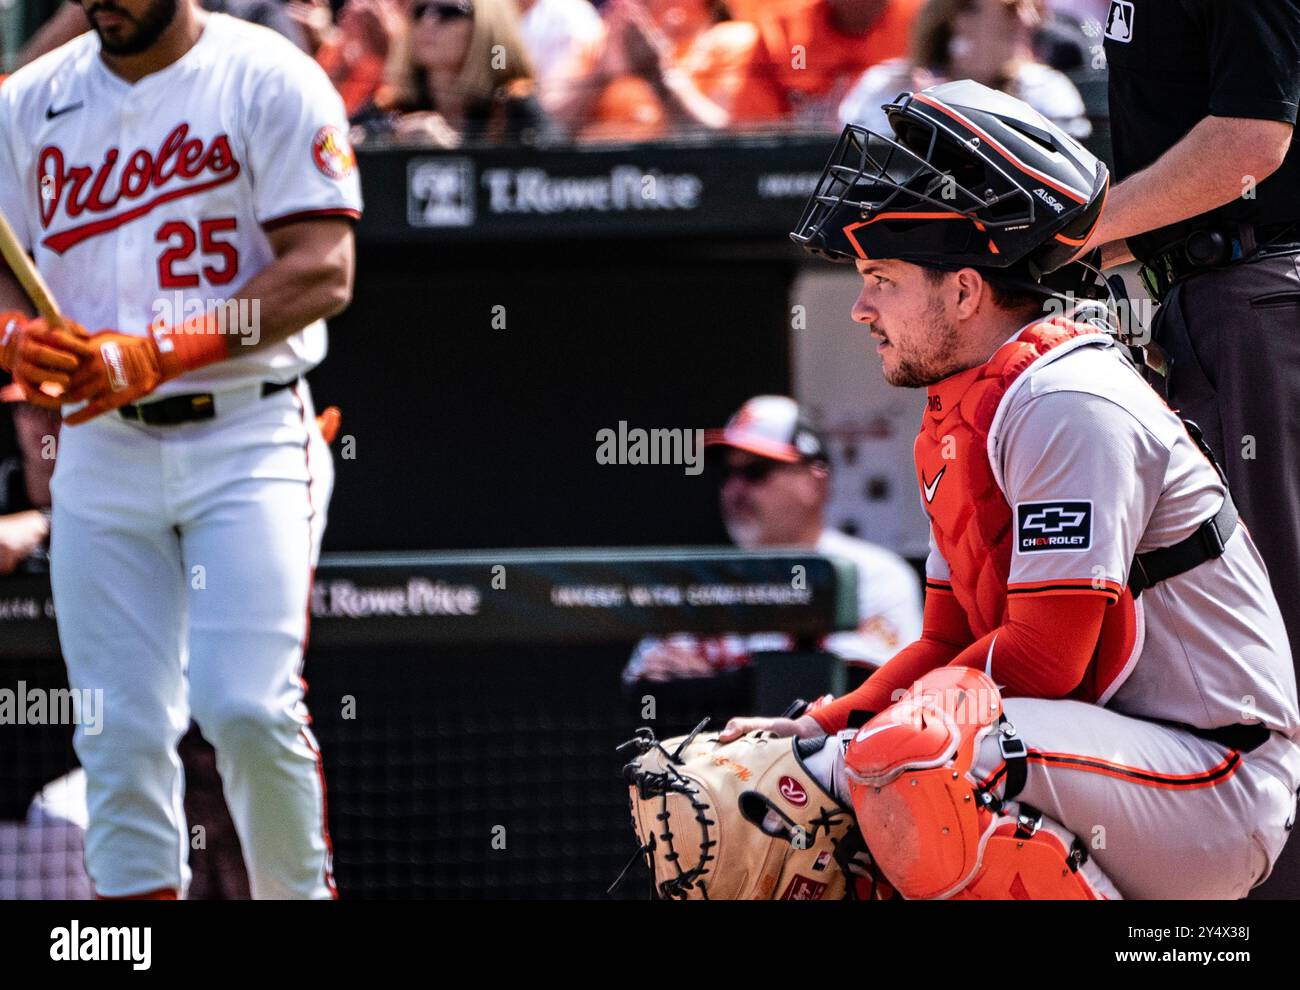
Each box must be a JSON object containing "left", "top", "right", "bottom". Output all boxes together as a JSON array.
[
  {"left": 1182, "top": 722, "right": 1271, "bottom": 754},
  {"left": 1140, "top": 220, "right": 1300, "bottom": 301},
  {"left": 118, "top": 378, "right": 297, "bottom": 426}
]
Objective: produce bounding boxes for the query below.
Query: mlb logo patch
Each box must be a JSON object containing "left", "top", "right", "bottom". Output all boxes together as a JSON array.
[
  {"left": 1016, "top": 501, "right": 1093, "bottom": 554},
  {"left": 1105, "top": 0, "right": 1134, "bottom": 43},
  {"left": 408, "top": 158, "right": 476, "bottom": 228}
]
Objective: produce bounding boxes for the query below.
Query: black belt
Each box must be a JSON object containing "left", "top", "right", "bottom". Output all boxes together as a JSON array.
[
  {"left": 1141, "top": 220, "right": 1300, "bottom": 301},
  {"left": 118, "top": 379, "right": 297, "bottom": 426},
  {"left": 1183, "top": 722, "right": 1271, "bottom": 753}
]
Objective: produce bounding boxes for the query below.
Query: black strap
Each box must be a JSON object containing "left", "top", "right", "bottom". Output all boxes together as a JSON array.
[
  {"left": 1128, "top": 420, "right": 1238, "bottom": 598},
  {"left": 1146, "top": 220, "right": 1300, "bottom": 288},
  {"left": 845, "top": 710, "right": 875, "bottom": 730},
  {"left": 260, "top": 378, "right": 297, "bottom": 399},
  {"left": 996, "top": 716, "right": 1028, "bottom": 804},
  {"left": 1013, "top": 803, "right": 1042, "bottom": 840},
  {"left": 1129, "top": 495, "right": 1237, "bottom": 598}
]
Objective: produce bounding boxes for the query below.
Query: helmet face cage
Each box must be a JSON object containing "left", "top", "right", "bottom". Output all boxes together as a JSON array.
[
  {"left": 791, "top": 106, "right": 1038, "bottom": 267},
  {"left": 790, "top": 87, "right": 1108, "bottom": 278}
]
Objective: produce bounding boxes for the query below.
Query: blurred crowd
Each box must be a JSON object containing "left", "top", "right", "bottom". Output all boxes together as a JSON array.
[{"left": 14, "top": 0, "right": 1113, "bottom": 147}]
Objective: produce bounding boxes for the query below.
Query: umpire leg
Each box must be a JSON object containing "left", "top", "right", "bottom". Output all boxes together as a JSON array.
[{"left": 1151, "top": 249, "right": 1300, "bottom": 893}]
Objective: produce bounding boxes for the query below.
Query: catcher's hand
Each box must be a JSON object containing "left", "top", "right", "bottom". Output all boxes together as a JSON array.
[
  {"left": 0, "top": 314, "right": 86, "bottom": 409},
  {"left": 719, "top": 713, "right": 822, "bottom": 743}
]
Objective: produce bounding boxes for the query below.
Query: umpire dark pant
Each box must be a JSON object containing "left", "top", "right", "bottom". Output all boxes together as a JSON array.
[{"left": 1151, "top": 248, "right": 1300, "bottom": 897}]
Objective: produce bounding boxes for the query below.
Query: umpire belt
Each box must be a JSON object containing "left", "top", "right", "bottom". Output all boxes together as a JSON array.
[
  {"left": 118, "top": 378, "right": 298, "bottom": 426},
  {"left": 1140, "top": 220, "right": 1300, "bottom": 302}
]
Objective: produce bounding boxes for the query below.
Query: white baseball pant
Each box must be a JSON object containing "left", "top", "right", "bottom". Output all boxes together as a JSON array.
[{"left": 50, "top": 380, "right": 334, "bottom": 899}]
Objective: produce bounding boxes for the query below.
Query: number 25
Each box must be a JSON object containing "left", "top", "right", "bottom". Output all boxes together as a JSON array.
[{"left": 157, "top": 218, "right": 239, "bottom": 288}]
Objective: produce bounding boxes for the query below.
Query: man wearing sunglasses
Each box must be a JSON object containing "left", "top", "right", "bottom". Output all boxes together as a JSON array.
[{"left": 621, "top": 395, "right": 922, "bottom": 687}]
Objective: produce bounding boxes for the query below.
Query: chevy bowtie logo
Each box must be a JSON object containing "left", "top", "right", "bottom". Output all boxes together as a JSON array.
[
  {"left": 1021, "top": 507, "right": 1087, "bottom": 533},
  {"left": 1016, "top": 501, "right": 1093, "bottom": 553}
]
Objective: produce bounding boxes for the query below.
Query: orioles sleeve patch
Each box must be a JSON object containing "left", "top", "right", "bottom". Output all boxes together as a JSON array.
[{"left": 312, "top": 125, "right": 356, "bottom": 180}]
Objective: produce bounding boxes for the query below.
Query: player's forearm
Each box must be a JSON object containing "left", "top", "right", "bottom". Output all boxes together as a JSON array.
[
  {"left": 810, "top": 636, "right": 963, "bottom": 733},
  {"left": 0, "top": 264, "right": 35, "bottom": 316},
  {"left": 947, "top": 593, "right": 1108, "bottom": 699},
  {"left": 1090, "top": 116, "right": 1294, "bottom": 249},
  {"left": 227, "top": 260, "right": 352, "bottom": 352}
]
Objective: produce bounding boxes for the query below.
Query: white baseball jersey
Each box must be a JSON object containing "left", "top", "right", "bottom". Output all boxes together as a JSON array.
[
  {"left": 0, "top": 12, "right": 363, "bottom": 396},
  {"left": 924, "top": 332, "right": 1300, "bottom": 737}
]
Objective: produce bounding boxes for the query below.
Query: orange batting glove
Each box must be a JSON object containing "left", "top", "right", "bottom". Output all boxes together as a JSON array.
[
  {"left": 61, "top": 314, "right": 229, "bottom": 426},
  {"left": 0, "top": 312, "right": 89, "bottom": 409}
]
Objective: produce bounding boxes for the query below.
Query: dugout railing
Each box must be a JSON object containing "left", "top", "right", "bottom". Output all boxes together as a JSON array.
[{"left": 0, "top": 547, "right": 858, "bottom": 898}]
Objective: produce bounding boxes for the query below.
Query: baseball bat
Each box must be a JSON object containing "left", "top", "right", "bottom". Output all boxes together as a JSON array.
[
  {"left": 0, "top": 206, "right": 65, "bottom": 328},
  {"left": 0, "top": 205, "right": 90, "bottom": 398}
]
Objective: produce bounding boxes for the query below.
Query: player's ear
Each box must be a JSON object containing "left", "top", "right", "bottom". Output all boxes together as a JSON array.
[{"left": 953, "top": 268, "right": 985, "bottom": 321}]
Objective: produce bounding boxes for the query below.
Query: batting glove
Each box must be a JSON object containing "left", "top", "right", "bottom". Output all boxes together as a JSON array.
[
  {"left": 61, "top": 316, "right": 229, "bottom": 426},
  {"left": 0, "top": 312, "right": 89, "bottom": 409}
]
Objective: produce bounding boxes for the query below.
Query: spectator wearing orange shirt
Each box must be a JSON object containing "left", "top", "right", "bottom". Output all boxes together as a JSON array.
[
  {"left": 756, "top": 0, "right": 924, "bottom": 127},
  {"left": 576, "top": 0, "right": 788, "bottom": 143}
]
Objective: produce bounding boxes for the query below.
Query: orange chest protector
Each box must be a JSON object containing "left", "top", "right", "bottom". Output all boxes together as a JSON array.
[{"left": 914, "top": 319, "right": 1138, "bottom": 703}]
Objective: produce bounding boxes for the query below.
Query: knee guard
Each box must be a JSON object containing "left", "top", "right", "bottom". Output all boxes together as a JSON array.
[
  {"left": 844, "top": 667, "right": 1116, "bottom": 899},
  {"left": 953, "top": 801, "right": 1120, "bottom": 900}
]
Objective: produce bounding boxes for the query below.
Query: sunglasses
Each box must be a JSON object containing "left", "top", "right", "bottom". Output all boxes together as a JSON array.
[
  {"left": 717, "top": 459, "right": 785, "bottom": 484},
  {"left": 413, "top": 1, "right": 472, "bottom": 22}
]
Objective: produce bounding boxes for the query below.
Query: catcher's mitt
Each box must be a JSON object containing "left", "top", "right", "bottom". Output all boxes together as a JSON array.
[{"left": 615, "top": 721, "right": 870, "bottom": 900}]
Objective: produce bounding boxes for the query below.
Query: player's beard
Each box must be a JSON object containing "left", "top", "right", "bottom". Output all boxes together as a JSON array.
[
  {"left": 882, "top": 296, "right": 963, "bottom": 388},
  {"left": 87, "top": 0, "right": 180, "bottom": 55}
]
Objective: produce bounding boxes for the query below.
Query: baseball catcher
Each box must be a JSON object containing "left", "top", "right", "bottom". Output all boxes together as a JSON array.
[{"left": 704, "top": 80, "right": 1300, "bottom": 900}]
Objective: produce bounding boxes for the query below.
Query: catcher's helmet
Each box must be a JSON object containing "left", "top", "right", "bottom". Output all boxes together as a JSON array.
[{"left": 790, "top": 80, "right": 1109, "bottom": 292}]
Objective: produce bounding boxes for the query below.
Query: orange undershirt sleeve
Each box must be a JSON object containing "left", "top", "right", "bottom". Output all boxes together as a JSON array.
[
  {"left": 947, "top": 593, "right": 1108, "bottom": 699},
  {"left": 811, "top": 587, "right": 972, "bottom": 733},
  {"left": 811, "top": 589, "right": 1111, "bottom": 732}
]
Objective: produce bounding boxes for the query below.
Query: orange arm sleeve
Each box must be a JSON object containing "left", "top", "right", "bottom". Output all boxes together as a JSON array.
[
  {"left": 947, "top": 593, "right": 1107, "bottom": 699},
  {"left": 811, "top": 590, "right": 1111, "bottom": 732},
  {"left": 811, "top": 587, "right": 972, "bottom": 733}
]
